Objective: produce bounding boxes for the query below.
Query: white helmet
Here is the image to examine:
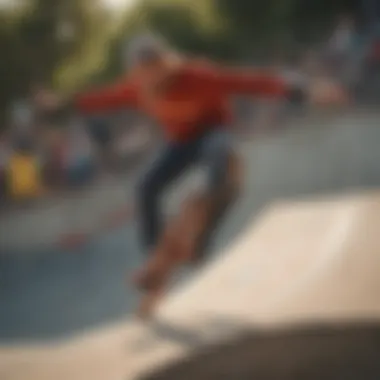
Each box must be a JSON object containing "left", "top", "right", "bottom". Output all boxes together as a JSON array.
[{"left": 125, "top": 33, "right": 168, "bottom": 66}]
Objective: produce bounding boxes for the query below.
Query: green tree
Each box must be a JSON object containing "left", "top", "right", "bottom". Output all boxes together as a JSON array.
[{"left": 0, "top": 0, "right": 113, "bottom": 122}]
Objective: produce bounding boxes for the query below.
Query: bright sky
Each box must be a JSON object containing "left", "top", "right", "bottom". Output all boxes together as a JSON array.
[{"left": 104, "top": 0, "right": 139, "bottom": 9}]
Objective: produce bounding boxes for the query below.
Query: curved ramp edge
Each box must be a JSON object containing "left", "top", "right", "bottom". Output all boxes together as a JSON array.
[{"left": 1, "top": 191, "right": 380, "bottom": 380}]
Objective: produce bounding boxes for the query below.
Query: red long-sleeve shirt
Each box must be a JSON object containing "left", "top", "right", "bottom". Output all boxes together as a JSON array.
[{"left": 76, "top": 61, "right": 289, "bottom": 142}]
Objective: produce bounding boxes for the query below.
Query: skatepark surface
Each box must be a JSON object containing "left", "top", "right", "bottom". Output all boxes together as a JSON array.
[{"left": 1, "top": 110, "right": 380, "bottom": 379}]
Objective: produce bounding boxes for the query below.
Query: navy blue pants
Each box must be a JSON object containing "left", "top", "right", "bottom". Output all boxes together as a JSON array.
[{"left": 136, "top": 129, "right": 231, "bottom": 252}]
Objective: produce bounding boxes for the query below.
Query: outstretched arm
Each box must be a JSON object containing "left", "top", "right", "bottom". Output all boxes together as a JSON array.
[
  {"left": 74, "top": 81, "right": 139, "bottom": 114},
  {"left": 215, "top": 66, "right": 292, "bottom": 98},
  {"left": 33, "top": 80, "right": 140, "bottom": 124},
  {"left": 212, "top": 65, "right": 348, "bottom": 106}
]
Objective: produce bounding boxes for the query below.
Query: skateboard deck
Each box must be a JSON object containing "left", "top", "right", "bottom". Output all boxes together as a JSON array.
[{"left": 133, "top": 152, "right": 243, "bottom": 319}]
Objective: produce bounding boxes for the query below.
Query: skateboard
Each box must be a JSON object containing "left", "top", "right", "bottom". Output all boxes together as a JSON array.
[{"left": 133, "top": 151, "right": 243, "bottom": 319}]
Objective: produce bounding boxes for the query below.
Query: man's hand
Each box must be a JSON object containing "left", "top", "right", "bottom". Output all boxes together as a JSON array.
[
  {"left": 33, "top": 88, "right": 63, "bottom": 111},
  {"left": 283, "top": 70, "right": 351, "bottom": 108},
  {"left": 33, "top": 88, "right": 74, "bottom": 126},
  {"left": 308, "top": 79, "right": 351, "bottom": 107}
]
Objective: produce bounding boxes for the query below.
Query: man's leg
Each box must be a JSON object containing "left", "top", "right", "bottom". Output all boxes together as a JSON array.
[
  {"left": 136, "top": 142, "right": 197, "bottom": 253},
  {"left": 133, "top": 131, "right": 235, "bottom": 303},
  {"left": 194, "top": 130, "right": 236, "bottom": 262},
  {"left": 199, "top": 130, "right": 232, "bottom": 193}
]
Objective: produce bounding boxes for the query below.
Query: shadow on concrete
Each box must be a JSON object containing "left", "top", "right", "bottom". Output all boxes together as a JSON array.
[{"left": 139, "top": 321, "right": 380, "bottom": 380}]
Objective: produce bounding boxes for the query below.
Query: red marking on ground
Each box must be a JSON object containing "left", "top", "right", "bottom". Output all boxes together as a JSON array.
[
  {"left": 58, "top": 232, "right": 89, "bottom": 250},
  {"left": 104, "top": 204, "right": 133, "bottom": 230},
  {"left": 58, "top": 203, "right": 134, "bottom": 251}
]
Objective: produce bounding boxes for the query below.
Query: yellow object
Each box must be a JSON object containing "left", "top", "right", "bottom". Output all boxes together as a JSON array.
[{"left": 7, "top": 153, "right": 44, "bottom": 200}]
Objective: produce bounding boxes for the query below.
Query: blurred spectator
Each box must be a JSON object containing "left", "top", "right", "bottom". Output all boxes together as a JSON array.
[
  {"left": 32, "top": 84, "right": 62, "bottom": 118},
  {"left": 365, "top": 23, "right": 380, "bottom": 77},
  {"left": 42, "top": 128, "right": 66, "bottom": 190},
  {"left": 351, "top": 23, "right": 380, "bottom": 102},
  {"left": 326, "top": 15, "right": 356, "bottom": 77},
  {"left": 6, "top": 137, "right": 44, "bottom": 202},
  {"left": 0, "top": 132, "right": 10, "bottom": 202},
  {"left": 114, "top": 120, "right": 153, "bottom": 172},
  {"left": 86, "top": 115, "right": 115, "bottom": 171},
  {"left": 10, "top": 98, "right": 35, "bottom": 149},
  {"left": 87, "top": 116, "right": 112, "bottom": 149},
  {"left": 64, "top": 119, "right": 96, "bottom": 187}
]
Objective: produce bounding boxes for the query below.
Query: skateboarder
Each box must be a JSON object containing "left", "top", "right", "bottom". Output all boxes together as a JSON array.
[
  {"left": 67, "top": 35, "right": 345, "bottom": 253},
  {"left": 37, "top": 34, "right": 348, "bottom": 287}
]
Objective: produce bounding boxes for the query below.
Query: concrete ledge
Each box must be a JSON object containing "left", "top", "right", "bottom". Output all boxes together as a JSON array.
[{"left": 2, "top": 192, "right": 380, "bottom": 379}]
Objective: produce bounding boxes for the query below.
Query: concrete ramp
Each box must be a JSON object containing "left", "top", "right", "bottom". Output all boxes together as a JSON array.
[{"left": 1, "top": 192, "right": 380, "bottom": 380}]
